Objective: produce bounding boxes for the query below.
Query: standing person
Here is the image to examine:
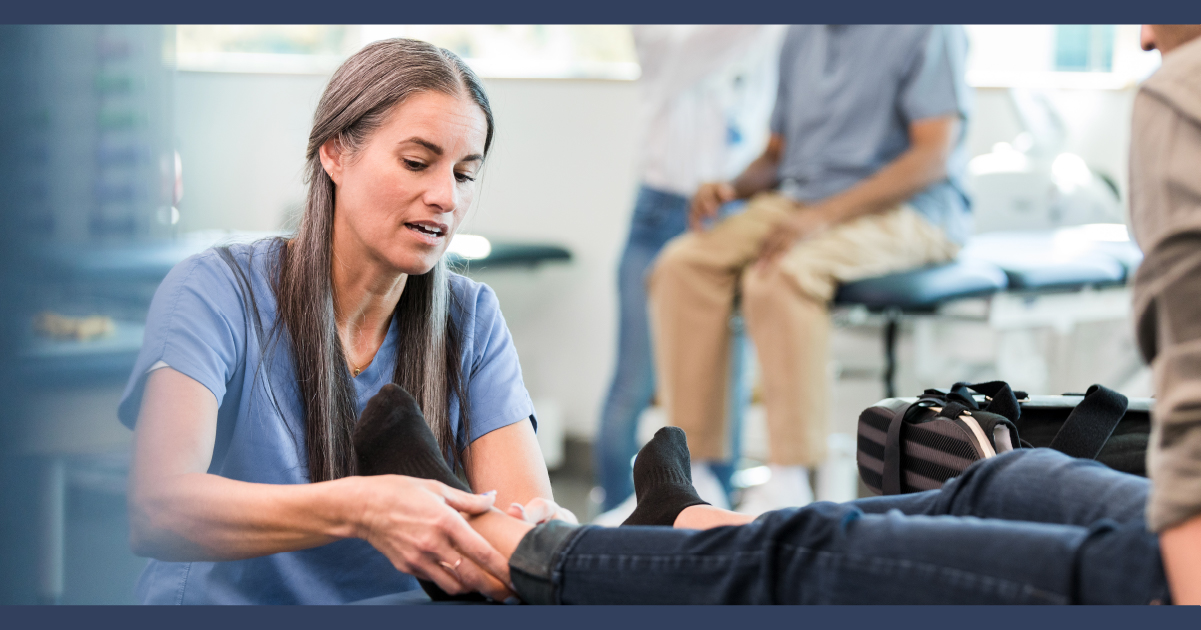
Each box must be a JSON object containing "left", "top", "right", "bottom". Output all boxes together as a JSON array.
[
  {"left": 593, "top": 25, "right": 782, "bottom": 520},
  {"left": 1129, "top": 23, "right": 1201, "bottom": 606},
  {"left": 121, "top": 39, "right": 569, "bottom": 604},
  {"left": 649, "top": 25, "right": 971, "bottom": 514}
]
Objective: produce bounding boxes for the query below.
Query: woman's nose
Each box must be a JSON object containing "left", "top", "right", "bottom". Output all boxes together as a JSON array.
[{"left": 423, "top": 169, "right": 458, "bottom": 212}]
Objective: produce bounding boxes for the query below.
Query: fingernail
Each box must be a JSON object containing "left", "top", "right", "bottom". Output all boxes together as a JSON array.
[{"left": 481, "top": 490, "right": 497, "bottom": 497}]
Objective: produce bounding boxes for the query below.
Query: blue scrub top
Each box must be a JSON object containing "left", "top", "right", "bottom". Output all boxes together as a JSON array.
[{"left": 117, "top": 239, "right": 537, "bottom": 604}]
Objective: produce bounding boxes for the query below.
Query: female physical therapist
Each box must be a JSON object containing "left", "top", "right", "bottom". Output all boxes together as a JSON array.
[{"left": 117, "top": 39, "right": 566, "bottom": 604}]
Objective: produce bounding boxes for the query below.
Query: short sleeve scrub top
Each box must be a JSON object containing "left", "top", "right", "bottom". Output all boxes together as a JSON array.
[{"left": 117, "top": 239, "right": 537, "bottom": 604}]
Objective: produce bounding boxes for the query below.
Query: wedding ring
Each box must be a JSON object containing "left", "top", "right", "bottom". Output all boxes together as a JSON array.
[{"left": 439, "top": 557, "right": 462, "bottom": 573}]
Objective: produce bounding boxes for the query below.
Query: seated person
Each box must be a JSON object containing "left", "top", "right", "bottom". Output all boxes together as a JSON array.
[
  {"left": 357, "top": 386, "right": 1168, "bottom": 604},
  {"left": 648, "top": 25, "right": 971, "bottom": 513}
]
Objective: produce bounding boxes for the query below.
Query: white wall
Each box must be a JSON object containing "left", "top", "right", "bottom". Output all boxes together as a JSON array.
[{"left": 173, "top": 70, "right": 1140, "bottom": 439}]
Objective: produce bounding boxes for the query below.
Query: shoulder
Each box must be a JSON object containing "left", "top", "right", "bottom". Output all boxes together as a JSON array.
[
  {"left": 1141, "top": 37, "right": 1201, "bottom": 126},
  {"left": 449, "top": 272, "right": 502, "bottom": 328},
  {"left": 153, "top": 238, "right": 282, "bottom": 322}
]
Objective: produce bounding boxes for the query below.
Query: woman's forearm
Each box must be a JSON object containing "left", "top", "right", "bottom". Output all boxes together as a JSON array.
[{"left": 129, "top": 472, "right": 364, "bottom": 561}]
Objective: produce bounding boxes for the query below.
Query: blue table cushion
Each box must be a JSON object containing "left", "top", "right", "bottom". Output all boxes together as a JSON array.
[
  {"left": 834, "top": 260, "right": 1008, "bottom": 312},
  {"left": 959, "top": 231, "right": 1128, "bottom": 290}
]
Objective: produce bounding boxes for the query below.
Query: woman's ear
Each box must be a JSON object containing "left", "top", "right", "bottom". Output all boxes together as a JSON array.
[{"left": 318, "top": 138, "right": 345, "bottom": 185}]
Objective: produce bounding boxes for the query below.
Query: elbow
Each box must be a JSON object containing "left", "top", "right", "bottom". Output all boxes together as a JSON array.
[
  {"left": 127, "top": 495, "right": 163, "bottom": 558},
  {"left": 127, "top": 490, "right": 187, "bottom": 559}
]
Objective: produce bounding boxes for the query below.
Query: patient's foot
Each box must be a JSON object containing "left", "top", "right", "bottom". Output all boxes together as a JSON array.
[
  {"left": 622, "top": 427, "right": 709, "bottom": 527},
  {"left": 352, "top": 383, "right": 469, "bottom": 492},
  {"left": 353, "top": 384, "right": 482, "bottom": 602}
]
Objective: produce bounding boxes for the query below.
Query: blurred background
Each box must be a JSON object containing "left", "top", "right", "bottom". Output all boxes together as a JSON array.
[{"left": 0, "top": 24, "right": 1162, "bottom": 603}]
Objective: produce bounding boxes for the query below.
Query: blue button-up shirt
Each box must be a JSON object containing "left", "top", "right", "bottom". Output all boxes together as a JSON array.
[{"left": 771, "top": 25, "right": 972, "bottom": 244}]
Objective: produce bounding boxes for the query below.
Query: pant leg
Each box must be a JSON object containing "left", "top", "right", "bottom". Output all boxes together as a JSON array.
[
  {"left": 740, "top": 266, "right": 830, "bottom": 466},
  {"left": 737, "top": 205, "right": 960, "bottom": 467},
  {"left": 853, "top": 448, "right": 1151, "bottom": 527},
  {"left": 648, "top": 193, "right": 795, "bottom": 460},
  {"left": 595, "top": 186, "right": 689, "bottom": 510},
  {"left": 519, "top": 501, "right": 1166, "bottom": 604}
]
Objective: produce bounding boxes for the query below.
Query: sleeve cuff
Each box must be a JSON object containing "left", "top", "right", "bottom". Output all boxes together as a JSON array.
[{"left": 508, "top": 520, "right": 589, "bottom": 604}]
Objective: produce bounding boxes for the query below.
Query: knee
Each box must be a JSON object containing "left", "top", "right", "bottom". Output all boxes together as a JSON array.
[
  {"left": 740, "top": 265, "right": 790, "bottom": 309},
  {"left": 649, "top": 236, "right": 700, "bottom": 285}
]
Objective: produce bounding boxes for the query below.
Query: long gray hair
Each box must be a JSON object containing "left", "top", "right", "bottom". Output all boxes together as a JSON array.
[{"left": 242, "top": 39, "right": 494, "bottom": 483}]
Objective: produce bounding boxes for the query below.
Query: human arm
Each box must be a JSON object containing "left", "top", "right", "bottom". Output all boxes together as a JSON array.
[
  {"left": 755, "top": 114, "right": 959, "bottom": 265},
  {"left": 127, "top": 367, "right": 512, "bottom": 598},
  {"left": 689, "top": 133, "right": 785, "bottom": 231},
  {"left": 463, "top": 417, "right": 576, "bottom": 524},
  {"left": 1126, "top": 51, "right": 1201, "bottom": 603},
  {"left": 1161, "top": 515, "right": 1201, "bottom": 604}
]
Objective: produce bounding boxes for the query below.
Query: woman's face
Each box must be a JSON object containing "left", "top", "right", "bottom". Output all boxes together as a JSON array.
[{"left": 322, "top": 90, "right": 488, "bottom": 276}]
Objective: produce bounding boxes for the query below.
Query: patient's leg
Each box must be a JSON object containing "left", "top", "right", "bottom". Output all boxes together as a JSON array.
[
  {"left": 508, "top": 501, "right": 1167, "bottom": 604},
  {"left": 353, "top": 383, "right": 470, "bottom": 491},
  {"left": 353, "top": 384, "right": 495, "bottom": 601},
  {"left": 851, "top": 448, "right": 1150, "bottom": 527}
]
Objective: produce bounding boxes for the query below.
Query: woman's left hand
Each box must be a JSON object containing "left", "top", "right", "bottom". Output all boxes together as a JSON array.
[{"left": 505, "top": 497, "right": 578, "bottom": 525}]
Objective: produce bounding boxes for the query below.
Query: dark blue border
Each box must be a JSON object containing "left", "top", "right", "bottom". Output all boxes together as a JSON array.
[
  {"left": 3, "top": 0, "right": 1201, "bottom": 25},
  {"left": 6, "top": 604, "right": 1201, "bottom": 630}
]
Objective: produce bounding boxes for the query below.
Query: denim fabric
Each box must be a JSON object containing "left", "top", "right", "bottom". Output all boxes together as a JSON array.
[
  {"left": 519, "top": 449, "right": 1168, "bottom": 604},
  {"left": 595, "top": 185, "right": 747, "bottom": 510}
]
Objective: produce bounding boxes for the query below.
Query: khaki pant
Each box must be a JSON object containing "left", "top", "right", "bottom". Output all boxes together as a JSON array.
[{"left": 647, "top": 192, "right": 960, "bottom": 465}]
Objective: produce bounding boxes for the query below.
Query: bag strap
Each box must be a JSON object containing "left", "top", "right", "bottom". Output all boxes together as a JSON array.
[
  {"left": 882, "top": 403, "right": 910, "bottom": 496},
  {"left": 882, "top": 401, "right": 938, "bottom": 495},
  {"left": 1047, "top": 384, "right": 1129, "bottom": 459}
]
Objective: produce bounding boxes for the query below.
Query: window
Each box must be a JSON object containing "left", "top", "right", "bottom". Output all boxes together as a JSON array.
[
  {"left": 965, "top": 25, "right": 1160, "bottom": 89},
  {"left": 176, "top": 25, "right": 356, "bottom": 74},
  {"left": 176, "top": 25, "right": 639, "bottom": 80}
]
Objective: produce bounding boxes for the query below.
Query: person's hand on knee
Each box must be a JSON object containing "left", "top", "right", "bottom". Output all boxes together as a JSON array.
[{"left": 690, "top": 182, "right": 737, "bottom": 231}]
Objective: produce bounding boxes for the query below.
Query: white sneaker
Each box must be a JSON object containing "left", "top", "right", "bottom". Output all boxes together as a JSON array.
[
  {"left": 691, "top": 461, "right": 731, "bottom": 510},
  {"left": 736, "top": 465, "right": 814, "bottom": 516},
  {"left": 590, "top": 492, "right": 638, "bottom": 527}
]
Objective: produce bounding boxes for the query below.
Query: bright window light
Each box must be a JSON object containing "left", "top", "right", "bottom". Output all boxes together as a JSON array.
[
  {"left": 965, "top": 25, "right": 1160, "bottom": 89},
  {"left": 176, "top": 25, "right": 639, "bottom": 80}
]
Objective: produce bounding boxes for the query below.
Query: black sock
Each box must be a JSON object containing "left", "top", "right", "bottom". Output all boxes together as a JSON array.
[
  {"left": 352, "top": 383, "right": 484, "bottom": 602},
  {"left": 352, "top": 383, "right": 468, "bottom": 491},
  {"left": 622, "top": 427, "right": 709, "bottom": 527}
]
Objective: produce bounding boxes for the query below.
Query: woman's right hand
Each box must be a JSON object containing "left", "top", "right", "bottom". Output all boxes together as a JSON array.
[
  {"left": 354, "top": 475, "right": 514, "bottom": 600},
  {"left": 689, "top": 181, "right": 737, "bottom": 232}
]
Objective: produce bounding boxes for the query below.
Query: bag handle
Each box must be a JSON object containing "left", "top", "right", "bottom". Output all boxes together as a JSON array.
[
  {"left": 882, "top": 401, "right": 937, "bottom": 495},
  {"left": 948, "top": 381, "right": 1025, "bottom": 423},
  {"left": 1047, "top": 384, "right": 1128, "bottom": 460}
]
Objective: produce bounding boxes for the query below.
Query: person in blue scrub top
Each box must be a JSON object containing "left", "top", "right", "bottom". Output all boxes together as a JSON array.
[{"left": 117, "top": 39, "right": 570, "bottom": 605}]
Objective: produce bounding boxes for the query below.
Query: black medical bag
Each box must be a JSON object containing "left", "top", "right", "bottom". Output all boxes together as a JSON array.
[{"left": 856, "top": 381, "right": 1151, "bottom": 496}]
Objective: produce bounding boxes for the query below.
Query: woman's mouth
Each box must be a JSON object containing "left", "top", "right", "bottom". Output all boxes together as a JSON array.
[{"left": 405, "top": 221, "right": 448, "bottom": 244}]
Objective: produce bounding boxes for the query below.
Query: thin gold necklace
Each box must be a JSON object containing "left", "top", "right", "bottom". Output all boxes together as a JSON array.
[{"left": 349, "top": 357, "right": 364, "bottom": 377}]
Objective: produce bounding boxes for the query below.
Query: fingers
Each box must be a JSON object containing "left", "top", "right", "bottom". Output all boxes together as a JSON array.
[
  {"left": 515, "top": 498, "right": 554, "bottom": 523},
  {"left": 451, "top": 556, "right": 515, "bottom": 601},
  {"left": 689, "top": 183, "right": 726, "bottom": 232},
  {"left": 441, "top": 508, "right": 513, "bottom": 586},
  {"left": 413, "top": 553, "right": 467, "bottom": 595},
  {"left": 441, "top": 486, "right": 496, "bottom": 515},
  {"left": 506, "top": 502, "right": 528, "bottom": 521},
  {"left": 515, "top": 498, "right": 578, "bottom": 524}
]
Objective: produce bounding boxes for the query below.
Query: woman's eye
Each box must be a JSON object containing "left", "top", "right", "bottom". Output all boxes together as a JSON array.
[
  {"left": 403, "top": 159, "right": 426, "bottom": 171},
  {"left": 455, "top": 172, "right": 477, "bottom": 183}
]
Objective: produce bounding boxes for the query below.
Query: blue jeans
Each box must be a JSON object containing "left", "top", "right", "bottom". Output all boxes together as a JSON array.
[
  {"left": 595, "top": 185, "right": 746, "bottom": 510},
  {"left": 512, "top": 449, "right": 1169, "bottom": 604}
]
